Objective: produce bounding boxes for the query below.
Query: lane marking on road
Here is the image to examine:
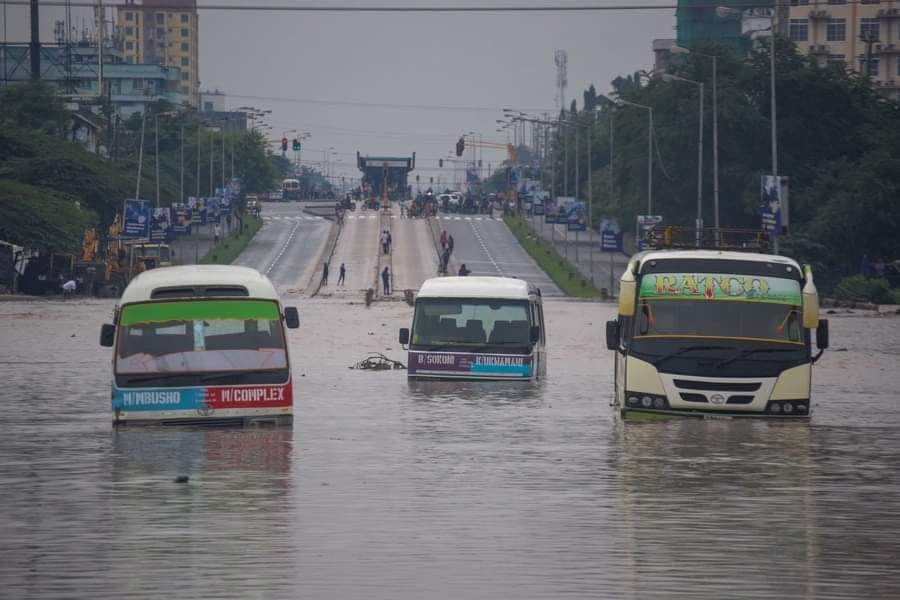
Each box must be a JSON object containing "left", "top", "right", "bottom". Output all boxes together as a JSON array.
[
  {"left": 264, "top": 221, "right": 301, "bottom": 275},
  {"left": 469, "top": 221, "right": 503, "bottom": 275},
  {"left": 435, "top": 216, "right": 502, "bottom": 222}
]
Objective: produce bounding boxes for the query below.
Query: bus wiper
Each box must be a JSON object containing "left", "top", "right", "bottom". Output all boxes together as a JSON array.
[
  {"left": 653, "top": 345, "right": 733, "bottom": 367},
  {"left": 117, "top": 373, "right": 177, "bottom": 384},
  {"left": 715, "top": 348, "right": 800, "bottom": 369}
]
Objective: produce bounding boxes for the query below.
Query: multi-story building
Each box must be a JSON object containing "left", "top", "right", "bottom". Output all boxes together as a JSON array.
[
  {"left": 676, "top": 0, "right": 764, "bottom": 52},
  {"left": 786, "top": 0, "right": 900, "bottom": 99},
  {"left": 0, "top": 42, "right": 183, "bottom": 118},
  {"left": 116, "top": 0, "right": 199, "bottom": 107}
]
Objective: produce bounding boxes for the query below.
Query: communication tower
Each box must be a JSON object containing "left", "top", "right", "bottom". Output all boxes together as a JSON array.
[{"left": 554, "top": 49, "right": 568, "bottom": 112}]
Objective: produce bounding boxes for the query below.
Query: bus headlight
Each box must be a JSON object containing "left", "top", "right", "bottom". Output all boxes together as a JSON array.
[
  {"left": 782, "top": 402, "right": 794, "bottom": 414},
  {"left": 625, "top": 392, "right": 669, "bottom": 411},
  {"left": 769, "top": 402, "right": 782, "bottom": 414}
]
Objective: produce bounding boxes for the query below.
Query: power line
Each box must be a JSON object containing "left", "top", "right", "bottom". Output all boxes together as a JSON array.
[
  {"left": 231, "top": 92, "right": 552, "bottom": 114},
  {"left": 3, "top": 1, "right": 861, "bottom": 12}
]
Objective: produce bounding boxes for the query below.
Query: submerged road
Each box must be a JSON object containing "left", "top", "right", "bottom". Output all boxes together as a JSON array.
[
  {"left": 3, "top": 299, "right": 900, "bottom": 599},
  {"left": 232, "top": 202, "right": 331, "bottom": 295},
  {"left": 434, "top": 211, "right": 561, "bottom": 295}
]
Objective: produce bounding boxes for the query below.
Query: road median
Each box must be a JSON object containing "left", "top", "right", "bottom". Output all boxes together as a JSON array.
[
  {"left": 504, "top": 214, "right": 601, "bottom": 298},
  {"left": 199, "top": 214, "right": 262, "bottom": 266}
]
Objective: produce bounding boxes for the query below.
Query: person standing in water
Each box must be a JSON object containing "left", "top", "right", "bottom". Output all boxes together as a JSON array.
[{"left": 381, "top": 266, "right": 391, "bottom": 295}]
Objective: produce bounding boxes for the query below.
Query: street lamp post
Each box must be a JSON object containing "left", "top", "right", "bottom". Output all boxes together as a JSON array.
[
  {"left": 616, "top": 99, "right": 653, "bottom": 216},
  {"left": 672, "top": 48, "right": 719, "bottom": 232},
  {"left": 718, "top": 5, "right": 779, "bottom": 249},
  {"left": 663, "top": 73, "right": 704, "bottom": 246}
]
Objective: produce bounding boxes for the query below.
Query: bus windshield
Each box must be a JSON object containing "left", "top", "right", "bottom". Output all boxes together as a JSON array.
[
  {"left": 634, "top": 272, "right": 804, "bottom": 344},
  {"left": 412, "top": 299, "right": 531, "bottom": 347},
  {"left": 115, "top": 299, "right": 287, "bottom": 374}
]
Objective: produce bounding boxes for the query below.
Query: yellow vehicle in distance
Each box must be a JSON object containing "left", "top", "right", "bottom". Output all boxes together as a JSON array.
[{"left": 606, "top": 246, "right": 830, "bottom": 419}]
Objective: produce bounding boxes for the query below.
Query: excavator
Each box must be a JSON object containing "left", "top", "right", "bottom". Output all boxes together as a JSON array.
[{"left": 75, "top": 216, "right": 174, "bottom": 297}]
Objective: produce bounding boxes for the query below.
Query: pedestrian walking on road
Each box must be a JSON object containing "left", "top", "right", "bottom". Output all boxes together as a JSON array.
[
  {"left": 440, "top": 229, "right": 448, "bottom": 250},
  {"left": 381, "top": 266, "right": 391, "bottom": 295},
  {"left": 447, "top": 234, "right": 455, "bottom": 255},
  {"left": 440, "top": 248, "right": 450, "bottom": 275},
  {"left": 213, "top": 223, "right": 222, "bottom": 245},
  {"left": 62, "top": 279, "right": 76, "bottom": 299},
  {"left": 458, "top": 264, "right": 471, "bottom": 276},
  {"left": 338, "top": 263, "right": 346, "bottom": 286},
  {"left": 387, "top": 230, "right": 392, "bottom": 253},
  {"left": 381, "top": 230, "right": 389, "bottom": 255},
  {"left": 321, "top": 261, "right": 329, "bottom": 287}
]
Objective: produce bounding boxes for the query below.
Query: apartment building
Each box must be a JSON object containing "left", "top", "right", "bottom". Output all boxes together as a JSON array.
[
  {"left": 787, "top": 0, "right": 900, "bottom": 99},
  {"left": 116, "top": 0, "right": 199, "bottom": 107}
]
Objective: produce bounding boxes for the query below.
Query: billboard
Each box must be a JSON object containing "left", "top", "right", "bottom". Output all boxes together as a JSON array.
[
  {"left": 760, "top": 175, "right": 789, "bottom": 236},
  {"left": 566, "top": 201, "right": 587, "bottom": 232},
  {"left": 637, "top": 215, "right": 664, "bottom": 251},
  {"left": 150, "top": 207, "right": 171, "bottom": 242},
  {"left": 123, "top": 199, "right": 150, "bottom": 238},
  {"left": 172, "top": 205, "right": 193, "bottom": 235},
  {"left": 599, "top": 218, "right": 623, "bottom": 252}
]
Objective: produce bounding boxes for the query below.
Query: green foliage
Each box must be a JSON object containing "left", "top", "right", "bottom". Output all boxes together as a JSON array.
[
  {"left": 200, "top": 215, "right": 262, "bottom": 265},
  {"left": 504, "top": 214, "right": 600, "bottom": 298},
  {"left": 833, "top": 275, "right": 894, "bottom": 305},
  {"left": 0, "top": 82, "right": 69, "bottom": 136},
  {"left": 556, "top": 40, "right": 900, "bottom": 289},
  {"left": 0, "top": 180, "right": 95, "bottom": 251},
  {"left": 0, "top": 84, "right": 281, "bottom": 252}
]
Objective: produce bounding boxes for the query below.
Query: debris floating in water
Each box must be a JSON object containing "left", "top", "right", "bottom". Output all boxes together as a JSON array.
[{"left": 349, "top": 353, "right": 406, "bottom": 371}]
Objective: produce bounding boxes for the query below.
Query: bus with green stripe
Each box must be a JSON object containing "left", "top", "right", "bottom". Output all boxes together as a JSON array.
[
  {"left": 605, "top": 250, "right": 830, "bottom": 419},
  {"left": 99, "top": 265, "right": 299, "bottom": 426}
]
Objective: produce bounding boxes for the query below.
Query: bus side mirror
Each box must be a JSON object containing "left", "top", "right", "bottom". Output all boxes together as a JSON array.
[
  {"left": 816, "top": 319, "right": 829, "bottom": 350},
  {"left": 399, "top": 328, "right": 410, "bottom": 345},
  {"left": 100, "top": 323, "right": 115, "bottom": 347},
  {"left": 605, "top": 320, "right": 619, "bottom": 350},
  {"left": 530, "top": 326, "right": 541, "bottom": 343},
  {"left": 284, "top": 307, "right": 300, "bottom": 329}
]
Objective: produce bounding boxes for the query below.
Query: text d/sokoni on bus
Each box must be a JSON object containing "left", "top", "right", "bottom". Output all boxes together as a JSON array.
[
  {"left": 606, "top": 249, "right": 829, "bottom": 419},
  {"left": 99, "top": 265, "right": 299, "bottom": 426},
  {"left": 399, "top": 276, "right": 547, "bottom": 381}
]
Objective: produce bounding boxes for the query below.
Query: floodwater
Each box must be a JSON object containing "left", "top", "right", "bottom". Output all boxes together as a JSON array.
[{"left": 1, "top": 298, "right": 899, "bottom": 599}]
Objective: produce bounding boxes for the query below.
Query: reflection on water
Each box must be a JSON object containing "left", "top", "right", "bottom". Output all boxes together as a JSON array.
[{"left": 1, "top": 299, "right": 900, "bottom": 599}]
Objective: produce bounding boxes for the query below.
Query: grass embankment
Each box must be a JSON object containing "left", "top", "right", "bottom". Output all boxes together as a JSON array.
[
  {"left": 200, "top": 214, "right": 262, "bottom": 265},
  {"left": 504, "top": 214, "right": 601, "bottom": 298}
]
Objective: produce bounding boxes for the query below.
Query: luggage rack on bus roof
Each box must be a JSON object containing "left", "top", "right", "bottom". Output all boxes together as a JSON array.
[{"left": 644, "top": 226, "right": 770, "bottom": 252}]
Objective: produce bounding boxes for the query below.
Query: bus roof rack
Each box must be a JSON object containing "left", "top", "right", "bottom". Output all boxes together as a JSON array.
[{"left": 647, "top": 226, "right": 771, "bottom": 252}]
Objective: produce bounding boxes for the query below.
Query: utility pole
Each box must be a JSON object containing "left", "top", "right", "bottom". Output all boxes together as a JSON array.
[
  {"left": 195, "top": 121, "right": 201, "bottom": 199},
  {"left": 96, "top": 0, "right": 104, "bottom": 99},
  {"left": 154, "top": 112, "right": 160, "bottom": 208},
  {"left": 180, "top": 123, "right": 184, "bottom": 205},
  {"left": 29, "top": 0, "right": 39, "bottom": 80},
  {"left": 209, "top": 129, "right": 214, "bottom": 198}
]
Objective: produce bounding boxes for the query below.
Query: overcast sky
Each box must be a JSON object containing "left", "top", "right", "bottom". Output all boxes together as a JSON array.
[{"left": 4, "top": 1, "right": 674, "bottom": 183}]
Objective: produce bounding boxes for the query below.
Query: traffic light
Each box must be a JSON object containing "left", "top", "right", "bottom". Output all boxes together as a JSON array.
[
  {"left": 281, "top": 137, "right": 288, "bottom": 152},
  {"left": 439, "top": 159, "right": 443, "bottom": 168},
  {"left": 292, "top": 139, "right": 301, "bottom": 152},
  {"left": 456, "top": 136, "right": 465, "bottom": 157}
]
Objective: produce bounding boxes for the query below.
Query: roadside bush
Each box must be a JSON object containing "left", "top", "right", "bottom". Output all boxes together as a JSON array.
[{"left": 833, "top": 275, "right": 894, "bottom": 304}]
